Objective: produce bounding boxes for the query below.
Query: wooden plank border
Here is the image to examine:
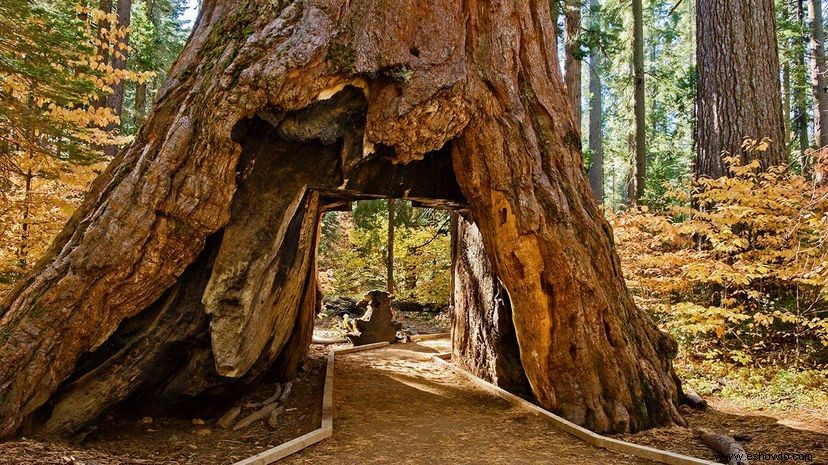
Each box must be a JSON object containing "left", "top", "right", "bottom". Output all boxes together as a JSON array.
[
  {"left": 409, "top": 332, "right": 450, "bottom": 342},
  {"left": 431, "top": 354, "right": 718, "bottom": 465},
  {"left": 232, "top": 342, "right": 390, "bottom": 465}
]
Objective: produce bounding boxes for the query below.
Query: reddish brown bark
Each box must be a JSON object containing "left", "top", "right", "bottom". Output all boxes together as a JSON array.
[
  {"left": 0, "top": 0, "right": 684, "bottom": 437},
  {"left": 452, "top": 216, "right": 530, "bottom": 395}
]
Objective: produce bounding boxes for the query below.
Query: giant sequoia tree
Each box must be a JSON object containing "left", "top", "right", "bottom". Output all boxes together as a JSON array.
[
  {"left": 696, "top": 0, "right": 787, "bottom": 177},
  {"left": 0, "top": 0, "right": 685, "bottom": 437}
]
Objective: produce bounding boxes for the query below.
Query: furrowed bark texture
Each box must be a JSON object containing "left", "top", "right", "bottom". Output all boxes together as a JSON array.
[
  {"left": 0, "top": 0, "right": 684, "bottom": 437},
  {"left": 451, "top": 216, "right": 530, "bottom": 395},
  {"left": 696, "top": 0, "right": 787, "bottom": 178}
]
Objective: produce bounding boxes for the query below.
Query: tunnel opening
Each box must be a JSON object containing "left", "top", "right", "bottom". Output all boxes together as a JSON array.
[
  {"left": 27, "top": 85, "right": 530, "bottom": 440},
  {"left": 315, "top": 198, "right": 454, "bottom": 343}
]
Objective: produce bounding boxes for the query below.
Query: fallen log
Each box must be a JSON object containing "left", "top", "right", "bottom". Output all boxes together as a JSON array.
[
  {"left": 695, "top": 428, "right": 749, "bottom": 465},
  {"left": 683, "top": 386, "right": 707, "bottom": 410},
  {"left": 311, "top": 337, "right": 349, "bottom": 345}
]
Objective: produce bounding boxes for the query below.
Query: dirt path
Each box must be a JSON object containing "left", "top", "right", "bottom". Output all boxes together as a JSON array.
[{"left": 283, "top": 339, "right": 657, "bottom": 465}]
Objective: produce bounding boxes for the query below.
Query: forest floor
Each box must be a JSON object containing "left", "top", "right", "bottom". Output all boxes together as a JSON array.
[
  {"left": 280, "top": 339, "right": 657, "bottom": 465},
  {"left": 618, "top": 397, "right": 828, "bottom": 464},
  {"left": 0, "top": 348, "right": 327, "bottom": 465},
  {"left": 312, "top": 306, "right": 449, "bottom": 341},
  {"left": 2, "top": 336, "right": 824, "bottom": 464}
]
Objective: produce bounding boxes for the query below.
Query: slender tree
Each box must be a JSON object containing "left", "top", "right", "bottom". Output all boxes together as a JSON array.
[
  {"left": 104, "top": 0, "right": 132, "bottom": 156},
  {"left": 796, "top": 0, "right": 812, "bottom": 171},
  {"left": 587, "top": 0, "right": 603, "bottom": 202},
  {"left": 387, "top": 198, "right": 395, "bottom": 294},
  {"left": 808, "top": 0, "right": 828, "bottom": 148},
  {"left": 632, "top": 0, "right": 646, "bottom": 200},
  {"left": 564, "top": 0, "right": 582, "bottom": 126},
  {"left": 696, "top": 0, "right": 787, "bottom": 177}
]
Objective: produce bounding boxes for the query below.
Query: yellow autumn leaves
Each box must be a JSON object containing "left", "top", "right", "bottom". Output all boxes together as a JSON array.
[{"left": 612, "top": 144, "right": 828, "bottom": 372}]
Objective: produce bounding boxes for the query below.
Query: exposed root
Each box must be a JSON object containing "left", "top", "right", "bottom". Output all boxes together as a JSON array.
[
  {"left": 695, "top": 428, "right": 749, "bottom": 465},
  {"left": 233, "top": 404, "right": 278, "bottom": 431}
]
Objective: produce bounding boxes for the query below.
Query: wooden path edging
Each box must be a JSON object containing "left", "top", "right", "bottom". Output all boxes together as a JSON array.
[
  {"left": 430, "top": 354, "right": 719, "bottom": 465},
  {"left": 234, "top": 340, "right": 714, "bottom": 465},
  {"left": 232, "top": 342, "right": 390, "bottom": 465},
  {"left": 409, "top": 332, "right": 450, "bottom": 342}
]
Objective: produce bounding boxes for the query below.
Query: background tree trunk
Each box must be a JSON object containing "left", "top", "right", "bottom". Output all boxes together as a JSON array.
[
  {"left": 632, "top": 0, "right": 646, "bottom": 200},
  {"left": 808, "top": 0, "right": 828, "bottom": 148},
  {"left": 564, "top": 0, "right": 582, "bottom": 127},
  {"left": 797, "top": 0, "right": 812, "bottom": 173},
  {"left": 387, "top": 198, "right": 395, "bottom": 294},
  {"left": 695, "top": 0, "right": 787, "bottom": 178},
  {"left": 0, "top": 0, "right": 684, "bottom": 437},
  {"left": 104, "top": 0, "right": 132, "bottom": 157},
  {"left": 587, "top": 0, "right": 603, "bottom": 203},
  {"left": 134, "top": 81, "right": 147, "bottom": 128}
]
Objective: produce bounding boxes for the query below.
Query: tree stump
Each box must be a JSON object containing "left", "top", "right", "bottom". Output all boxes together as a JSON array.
[
  {"left": 346, "top": 291, "right": 401, "bottom": 346},
  {"left": 0, "top": 0, "right": 685, "bottom": 438}
]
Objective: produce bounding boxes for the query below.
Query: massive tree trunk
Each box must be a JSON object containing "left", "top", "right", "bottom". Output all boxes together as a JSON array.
[
  {"left": 587, "top": 0, "right": 603, "bottom": 203},
  {"left": 452, "top": 216, "right": 531, "bottom": 395},
  {"left": 0, "top": 0, "right": 684, "bottom": 437},
  {"left": 632, "top": 0, "right": 646, "bottom": 200},
  {"left": 808, "top": 0, "right": 828, "bottom": 149},
  {"left": 695, "top": 0, "right": 787, "bottom": 178}
]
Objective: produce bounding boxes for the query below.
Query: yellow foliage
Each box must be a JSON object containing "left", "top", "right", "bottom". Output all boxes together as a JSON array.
[
  {"left": 612, "top": 143, "right": 828, "bottom": 368},
  {"left": 0, "top": 3, "right": 154, "bottom": 291}
]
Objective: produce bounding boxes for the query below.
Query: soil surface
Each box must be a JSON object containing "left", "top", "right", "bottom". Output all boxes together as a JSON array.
[
  {"left": 3, "top": 337, "right": 824, "bottom": 465},
  {"left": 618, "top": 398, "right": 828, "bottom": 464},
  {"left": 281, "top": 339, "right": 657, "bottom": 465},
  {"left": 0, "top": 349, "right": 327, "bottom": 465}
]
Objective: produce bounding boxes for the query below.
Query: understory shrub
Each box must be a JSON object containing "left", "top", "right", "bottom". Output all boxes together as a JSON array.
[{"left": 611, "top": 142, "right": 828, "bottom": 408}]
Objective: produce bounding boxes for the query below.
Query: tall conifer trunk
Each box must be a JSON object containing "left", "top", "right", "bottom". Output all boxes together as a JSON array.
[
  {"left": 564, "top": 0, "right": 582, "bottom": 127},
  {"left": 587, "top": 0, "right": 603, "bottom": 203},
  {"left": 632, "top": 0, "right": 646, "bottom": 200},
  {"left": 808, "top": 0, "right": 828, "bottom": 148},
  {"left": 695, "top": 0, "right": 787, "bottom": 177}
]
